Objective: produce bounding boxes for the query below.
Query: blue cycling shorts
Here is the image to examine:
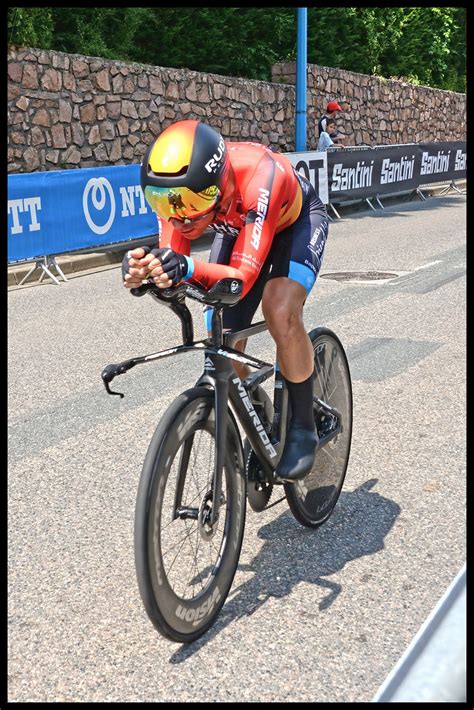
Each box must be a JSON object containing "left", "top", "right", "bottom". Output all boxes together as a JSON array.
[{"left": 205, "top": 173, "right": 328, "bottom": 332}]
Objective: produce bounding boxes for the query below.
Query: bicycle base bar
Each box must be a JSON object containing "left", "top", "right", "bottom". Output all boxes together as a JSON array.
[{"left": 102, "top": 341, "right": 272, "bottom": 397}]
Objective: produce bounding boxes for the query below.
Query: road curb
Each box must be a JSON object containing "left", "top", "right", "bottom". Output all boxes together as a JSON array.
[{"left": 8, "top": 249, "right": 127, "bottom": 287}]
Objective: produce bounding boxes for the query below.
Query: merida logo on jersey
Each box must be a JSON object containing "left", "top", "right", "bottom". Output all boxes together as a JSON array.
[
  {"left": 381, "top": 155, "right": 415, "bottom": 184},
  {"left": 420, "top": 151, "right": 450, "bottom": 175},
  {"left": 205, "top": 138, "right": 226, "bottom": 173},
  {"left": 250, "top": 188, "right": 270, "bottom": 250},
  {"left": 331, "top": 161, "right": 374, "bottom": 191}
]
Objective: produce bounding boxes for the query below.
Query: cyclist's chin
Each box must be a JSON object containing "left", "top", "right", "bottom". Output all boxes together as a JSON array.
[{"left": 182, "top": 228, "right": 206, "bottom": 240}]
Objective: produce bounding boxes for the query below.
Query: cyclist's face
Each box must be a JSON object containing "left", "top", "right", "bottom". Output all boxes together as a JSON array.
[
  {"left": 168, "top": 168, "right": 234, "bottom": 238},
  {"left": 169, "top": 209, "right": 217, "bottom": 239}
]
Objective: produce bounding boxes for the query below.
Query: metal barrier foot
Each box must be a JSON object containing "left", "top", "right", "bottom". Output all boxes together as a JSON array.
[
  {"left": 444, "top": 181, "right": 465, "bottom": 195},
  {"left": 328, "top": 202, "right": 342, "bottom": 219},
  {"left": 52, "top": 258, "right": 68, "bottom": 282},
  {"left": 18, "top": 262, "right": 40, "bottom": 287},
  {"left": 410, "top": 188, "right": 428, "bottom": 202},
  {"left": 18, "top": 256, "right": 68, "bottom": 286}
]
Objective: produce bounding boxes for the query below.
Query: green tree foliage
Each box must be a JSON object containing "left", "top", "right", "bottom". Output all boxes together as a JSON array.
[
  {"left": 308, "top": 6, "right": 466, "bottom": 92},
  {"left": 130, "top": 8, "right": 296, "bottom": 79},
  {"left": 7, "top": 7, "right": 465, "bottom": 92},
  {"left": 49, "top": 8, "right": 149, "bottom": 60},
  {"left": 8, "top": 7, "right": 54, "bottom": 48}
]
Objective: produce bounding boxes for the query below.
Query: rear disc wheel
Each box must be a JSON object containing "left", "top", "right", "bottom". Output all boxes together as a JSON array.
[{"left": 284, "top": 328, "right": 353, "bottom": 528}]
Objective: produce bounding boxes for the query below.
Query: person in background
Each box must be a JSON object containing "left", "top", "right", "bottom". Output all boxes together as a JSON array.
[
  {"left": 318, "top": 101, "right": 343, "bottom": 139},
  {"left": 317, "top": 118, "right": 345, "bottom": 151},
  {"left": 333, "top": 100, "right": 350, "bottom": 144},
  {"left": 318, "top": 100, "right": 350, "bottom": 146}
]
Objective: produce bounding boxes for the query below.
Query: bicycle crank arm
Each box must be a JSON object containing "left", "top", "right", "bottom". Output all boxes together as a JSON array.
[
  {"left": 242, "top": 364, "right": 275, "bottom": 391},
  {"left": 313, "top": 397, "right": 343, "bottom": 446},
  {"left": 313, "top": 397, "right": 341, "bottom": 418}
]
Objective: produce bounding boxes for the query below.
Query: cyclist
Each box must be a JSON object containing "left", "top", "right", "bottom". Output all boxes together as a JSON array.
[{"left": 123, "top": 120, "right": 328, "bottom": 482}]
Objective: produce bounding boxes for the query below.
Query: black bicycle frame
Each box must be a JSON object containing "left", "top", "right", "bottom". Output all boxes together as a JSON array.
[
  {"left": 102, "top": 294, "right": 282, "bottom": 526},
  {"left": 102, "top": 284, "right": 341, "bottom": 525},
  {"left": 195, "top": 322, "right": 288, "bottom": 481},
  {"left": 191, "top": 312, "right": 289, "bottom": 526}
]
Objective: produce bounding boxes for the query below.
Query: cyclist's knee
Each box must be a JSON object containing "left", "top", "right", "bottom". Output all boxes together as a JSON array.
[
  {"left": 262, "top": 282, "right": 305, "bottom": 335},
  {"left": 263, "top": 300, "right": 304, "bottom": 341}
]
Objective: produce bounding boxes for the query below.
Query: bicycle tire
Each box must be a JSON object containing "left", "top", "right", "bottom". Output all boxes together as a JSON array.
[
  {"left": 134, "top": 386, "right": 246, "bottom": 643},
  {"left": 284, "top": 327, "right": 353, "bottom": 528}
]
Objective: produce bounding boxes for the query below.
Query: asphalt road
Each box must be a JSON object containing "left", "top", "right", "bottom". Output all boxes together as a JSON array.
[{"left": 8, "top": 193, "right": 466, "bottom": 702}]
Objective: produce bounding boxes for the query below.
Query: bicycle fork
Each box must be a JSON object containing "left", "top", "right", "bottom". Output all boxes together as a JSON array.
[
  {"left": 171, "top": 362, "right": 230, "bottom": 529},
  {"left": 209, "top": 360, "right": 232, "bottom": 527}
]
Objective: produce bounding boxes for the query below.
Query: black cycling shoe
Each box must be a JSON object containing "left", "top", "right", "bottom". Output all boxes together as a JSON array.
[{"left": 274, "top": 424, "right": 319, "bottom": 482}]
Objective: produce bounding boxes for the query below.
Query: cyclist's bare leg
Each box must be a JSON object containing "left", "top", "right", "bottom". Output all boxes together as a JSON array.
[
  {"left": 222, "top": 275, "right": 314, "bottom": 382},
  {"left": 261, "top": 277, "right": 318, "bottom": 481},
  {"left": 261, "top": 278, "right": 313, "bottom": 381}
]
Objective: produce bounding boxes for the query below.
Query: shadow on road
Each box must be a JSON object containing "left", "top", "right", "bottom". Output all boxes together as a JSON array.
[
  {"left": 169, "top": 478, "right": 401, "bottom": 663},
  {"left": 347, "top": 337, "right": 441, "bottom": 383}
]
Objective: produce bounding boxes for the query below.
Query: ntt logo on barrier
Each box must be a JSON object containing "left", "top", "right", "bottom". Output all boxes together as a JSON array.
[
  {"left": 7, "top": 164, "right": 160, "bottom": 263},
  {"left": 82, "top": 177, "right": 150, "bottom": 235},
  {"left": 8, "top": 197, "right": 42, "bottom": 234},
  {"left": 83, "top": 177, "right": 116, "bottom": 235}
]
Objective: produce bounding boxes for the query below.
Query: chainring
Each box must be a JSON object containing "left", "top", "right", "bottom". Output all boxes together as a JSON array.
[{"left": 246, "top": 448, "right": 273, "bottom": 512}]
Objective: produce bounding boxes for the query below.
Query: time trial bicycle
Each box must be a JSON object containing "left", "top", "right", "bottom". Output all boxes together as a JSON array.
[{"left": 102, "top": 278, "right": 352, "bottom": 643}]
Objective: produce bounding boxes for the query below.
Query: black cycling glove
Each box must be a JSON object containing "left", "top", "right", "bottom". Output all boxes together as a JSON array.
[
  {"left": 122, "top": 245, "right": 191, "bottom": 291},
  {"left": 151, "top": 247, "right": 191, "bottom": 285}
]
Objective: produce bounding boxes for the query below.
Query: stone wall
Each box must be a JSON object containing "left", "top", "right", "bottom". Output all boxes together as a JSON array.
[
  {"left": 272, "top": 62, "right": 467, "bottom": 147},
  {"left": 8, "top": 46, "right": 467, "bottom": 173}
]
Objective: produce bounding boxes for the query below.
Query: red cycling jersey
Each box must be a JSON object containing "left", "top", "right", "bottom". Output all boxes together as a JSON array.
[{"left": 158, "top": 142, "right": 303, "bottom": 298}]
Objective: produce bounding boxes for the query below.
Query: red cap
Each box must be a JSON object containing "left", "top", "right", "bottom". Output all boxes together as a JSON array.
[{"left": 327, "top": 101, "right": 342, "bottom": 112}]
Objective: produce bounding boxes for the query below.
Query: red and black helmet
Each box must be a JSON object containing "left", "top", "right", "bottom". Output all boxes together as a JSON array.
[{"left": 141, "top": 120, "right": 229, "bottom": 221}]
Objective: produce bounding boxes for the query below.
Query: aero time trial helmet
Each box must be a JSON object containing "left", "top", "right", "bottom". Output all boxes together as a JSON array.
[{"left": 141, "top": 120, "right": 229, "bottom": 222}]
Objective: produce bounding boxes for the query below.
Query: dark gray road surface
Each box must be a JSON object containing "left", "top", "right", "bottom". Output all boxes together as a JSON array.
[{"left": 8, "top": 194, "right": 466, "bottom": 702}]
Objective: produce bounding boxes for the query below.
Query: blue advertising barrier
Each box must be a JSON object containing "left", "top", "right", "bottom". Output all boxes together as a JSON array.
[
  {"left": 7, "top": 164, "right": 159, "bottom": 264},
  {"left": 8, "top": 141, "right": 466, "bottom": 266}
]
